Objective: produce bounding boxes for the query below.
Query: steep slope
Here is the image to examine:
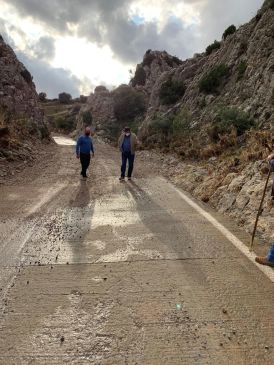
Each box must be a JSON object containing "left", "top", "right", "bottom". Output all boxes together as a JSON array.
[
  {"left": 0, "top": 35, "right": 49, "bottom": 168},
  {"left": 138, "top": 7, "right": 274, "bottom": 149}
]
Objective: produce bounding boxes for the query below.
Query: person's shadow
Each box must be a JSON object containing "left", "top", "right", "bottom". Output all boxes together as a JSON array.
[{"left": 66, "top": 180, "right": 95, "bottom": 264}]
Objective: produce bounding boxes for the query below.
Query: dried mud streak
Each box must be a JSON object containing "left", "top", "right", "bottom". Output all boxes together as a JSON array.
[{"left": 0, "top": 137, "right": 274, "bottom": 364}]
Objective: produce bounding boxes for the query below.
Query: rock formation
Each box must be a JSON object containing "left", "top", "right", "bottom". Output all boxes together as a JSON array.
[
  {"left": 0, "top": 35, "right": 48, "bottom": 165},
  {"left": 138, "top": 6, "right": 274, "bottom": 142}
]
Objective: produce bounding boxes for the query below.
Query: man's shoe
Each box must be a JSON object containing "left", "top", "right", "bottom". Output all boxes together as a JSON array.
[
  {"left": 128, "top": 177, "right": 132, "bottom": 181},
  {"left": 255, "top": 256, "right": 274, "bottom": 267},
  {"left": 119, "top": 177, "right": 125, "bottom": 182}
]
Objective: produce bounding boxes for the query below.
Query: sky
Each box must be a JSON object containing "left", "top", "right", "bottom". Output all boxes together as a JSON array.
[{"left": 0, "top": 0, "right": 264, "bottom": 98}]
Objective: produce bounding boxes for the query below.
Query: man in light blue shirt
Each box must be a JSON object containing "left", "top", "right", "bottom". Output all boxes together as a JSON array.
[{"left": 76, "top": 127, "right": 94, "bottom": 178}]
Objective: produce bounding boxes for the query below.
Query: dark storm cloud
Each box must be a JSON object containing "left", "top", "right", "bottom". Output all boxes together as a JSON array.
[
  {"left": 31, "top": 36, "right": 55, "bottom": 61},
  {"left": 17, "top": 51, "right": 81, "bottom": 98},
  {"left": 4, "top": 0, "right": 264, "bottom": 64}
]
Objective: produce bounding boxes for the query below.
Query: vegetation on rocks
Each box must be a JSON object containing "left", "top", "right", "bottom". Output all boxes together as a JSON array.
[
  {"left": 208, "top": 107, "right": 254, "bottom": 142},
  {"left": 260, "top": 0, "right": 274, "bottom": 11},
  {"left": 58, "top": 92, "right": 72, "bottom": 104},
  {"left": 82, "top": 110, "right": 92, "bottom": 125},
  {"left": 206, "top": 40, "right": 221, "bottom": 56},
  {"left": 199, "top": 64, "right": 230, "bottom": 93},
  {"left": 237, "top": 61, "right": 247, "bottom": 80},
  {"left": 222, "top": 25, "right": 237, "bottom": 40},
  {"left": 159, "top": 78, "right": 186, "bottom": 104}
]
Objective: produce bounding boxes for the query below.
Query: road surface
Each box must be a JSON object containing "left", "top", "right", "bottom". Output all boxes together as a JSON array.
[{"left": 0, "top": 136, "right": 274, "bottom": 364}]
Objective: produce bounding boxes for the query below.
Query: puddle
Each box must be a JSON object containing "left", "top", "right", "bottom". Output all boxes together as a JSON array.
[{"left": 52, "top": 136, "right": 76, "bottom": 146}]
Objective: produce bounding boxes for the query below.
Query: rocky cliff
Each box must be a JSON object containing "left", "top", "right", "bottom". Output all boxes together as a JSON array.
[
  {"left": 137, "top": 6, "right": 273, "bottom": 148},
  {"left": 0, "top": 35, "right": 49, "bottom": 168}
]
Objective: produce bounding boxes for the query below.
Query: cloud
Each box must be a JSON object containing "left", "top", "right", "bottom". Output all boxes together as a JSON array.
[
  {"left": 16, "top": 51, "right": 81, "bottom": 98},
  {"left": 31, "top": 36, "right": 55, "bottom": 61},
  {"left": 0, "top": 0, "right": 265, "bottom": 97},
  {"left": 3, "top": 0, "right": 264, "bottom": 64}
]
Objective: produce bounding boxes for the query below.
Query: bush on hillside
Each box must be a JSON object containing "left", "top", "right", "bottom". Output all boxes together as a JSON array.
[
  {"left": 199, "top": 64, "right": 230, "bottom": 94},
  {"left": 222, "top": 25, "right": 237, "bottom": 40},
  {"left": 113, "top": 86, "right": 146, "bottom": 123},
  {"left": 58, "top": 92, "right": 72, "bottom": 104},
  {"left": 150, "top": 116, "right": 172, "bottom": 136},
  {"left": 55, "top": 116, "right": 73, "bottom": 131},
  {"left": 20, "top": 69, "right": 32, "bottom": 84},
  {"left": 212, "top": 107, "right": 255, "bottom": 137},
  {"left": 38, "top": 92, "right": 47, "bottom": 102},
  {"left": 261, "top": 0, "right": 274, "bottom": 11},
  {"left": 159, "top": 78, "right": 186, "bottom": 105},
  {"left": 237, "top": 61, "right": 247, "bottom": 80},
  {"left": 205, "top": 40, "right": 221, "bottom": 56},
  {"left": 82, "top": 110, "right": 92, "bottom": 125},
  {"left": 172, "top": 109, "right": 192, "bottom": 135}
]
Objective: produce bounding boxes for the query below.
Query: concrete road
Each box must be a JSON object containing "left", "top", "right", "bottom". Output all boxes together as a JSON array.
[{"left": 0, "top": 136, "right": 274, "bottom": 364}]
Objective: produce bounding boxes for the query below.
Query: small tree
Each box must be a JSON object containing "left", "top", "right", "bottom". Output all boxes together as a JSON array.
[
  {"left": 206, "top": 40, "right": 221, "bottom": 56},
  {"left": 38, "top": 92, "right": 47, "bottom": 102},
  {"left": 159, "top": 78, "right": 186, "bottom": 105},
  {"left": 113, "top": 86, "right": 146, "bottom": 123},
  {"left": 237, "top": 61, "right": 247, "bottom": 80},
  {"left": 214, "top": 107, "right": 255, "bottom": 136},
  {"left": 82, "top": 111, "right": 92, "bottom": 125},
  {"left": 223, "top": 25, "right": 237, "bottom": 40},
  {"left": 199, "top": 64, "right": 230, "bottom": 94},
  {"left": 58, "top": 92, "right": 72, "bottom": 104}
]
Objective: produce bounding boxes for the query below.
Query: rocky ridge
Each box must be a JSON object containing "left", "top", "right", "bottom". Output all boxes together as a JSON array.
[{"left": 0, "top": 35, "right": 49, "bottom": 180}]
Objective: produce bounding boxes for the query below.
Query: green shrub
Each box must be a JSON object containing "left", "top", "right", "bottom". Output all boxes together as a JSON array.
[
  {"left": 38, "top": 92, "right": 47, "bottom": 102},
  {"left": 20, "top": 69, "right": 32, "bottom": 84},
  {"left": 159, "top": 78, "right": 186, "bottom": 105},
  {"left": 172, "top": 109, "right": 192, "bottom": 135},
  {"left": 82, "top": 110, "right": 92, "bottom": 125},
  {"left": 113, "top": 86, "right": 146, "bottom": 123},
  {"left": 239, "top": 41, "right": 248, "bottom": 55},
  {"left": 58, "top": 92, "right": 72, "bottom": 104},
  {"left": 223, "top": 25, "right": 237, "bottom": 40},
  {"left": 150, "top": 116, "right": 172, "bottom": 135},
  {"left": 55, "top": 117, "right": 72, "bottom": 131},
  {"left": 237, "top": 61, "right": 247, "bottom": 80},
  {"left": 205, "top": 40, "right": 221, "bottom": 56},
  {"left": 214, "top": 107, "right": 255, "bottom": 136},
  {"left": 261, "top": 0, "right": 274, "bottom": 11},
  {"left": 199, "top": 64, "right": 230, "bottom": 94}
]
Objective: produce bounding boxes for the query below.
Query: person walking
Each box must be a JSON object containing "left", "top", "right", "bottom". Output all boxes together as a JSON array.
[
  {"left": 76, "top": 126, "right": 94, "bottom": 179},
  {"left": 118, "top": 127, "right": 137, "bottom": 181}
]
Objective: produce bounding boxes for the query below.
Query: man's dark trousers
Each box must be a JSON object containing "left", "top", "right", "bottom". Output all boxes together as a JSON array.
[
  {"left": 121, "top": 152, "right": 135, "bottom": 178},
  {"left": 80, "top": 153, "right": 91, "bottom": 177}
]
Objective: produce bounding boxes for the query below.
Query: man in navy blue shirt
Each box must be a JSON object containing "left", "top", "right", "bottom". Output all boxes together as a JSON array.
[
  {"left": 76, "top": 127, "right": 94, "bottom": 179},
  {"left": 118, "top": 127, "right": 138, "bottom": 181}
]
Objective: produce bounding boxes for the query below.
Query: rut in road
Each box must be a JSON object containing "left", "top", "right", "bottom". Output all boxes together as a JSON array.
[{"left": 0, "top": 136, "right": 274, "bottom": 365}]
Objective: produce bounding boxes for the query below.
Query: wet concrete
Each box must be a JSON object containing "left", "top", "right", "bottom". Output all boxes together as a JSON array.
[{"left": 0, "top": 136, "right": 274, "bottom": 364}]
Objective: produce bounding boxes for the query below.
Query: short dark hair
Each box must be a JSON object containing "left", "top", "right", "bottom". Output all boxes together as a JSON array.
[{"left": 124, "top": 126, "right": 131, "bottom": 132}]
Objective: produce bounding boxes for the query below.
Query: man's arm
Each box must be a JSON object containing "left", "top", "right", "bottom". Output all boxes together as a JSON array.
[
  {"left": 76, "top": 136, "right": 81, "bottom": 158},
  {"left": 267, "top": 153, "right": 274, "bottom": 161},
  {"left": 90, "top": 139, "right": 95, "bottom": 156}
]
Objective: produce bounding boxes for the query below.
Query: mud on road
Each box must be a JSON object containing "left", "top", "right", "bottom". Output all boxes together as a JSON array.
[{"left": 0, "top": 136, "right": 274, "bottom": 364}]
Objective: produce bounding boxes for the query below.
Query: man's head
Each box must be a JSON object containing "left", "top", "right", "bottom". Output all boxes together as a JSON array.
[
  {"left": 85, "top": 126, "right": 91, "bottom": 136},
  {"left": 124, "top": 127, "right": 131, "bottom": 136}
]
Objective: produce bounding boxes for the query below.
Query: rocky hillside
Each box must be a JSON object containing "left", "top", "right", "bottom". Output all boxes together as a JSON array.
[
  {"left": 0, "top": 35, "right": 49, "bottom": 170},
  {"left": 74, "top": 2, "right": 274, "bottom": 244},
  {"left": 76, "top": 52, "right": 180, "bottom": 141},
  {"left": 138, "top": 5, "right": 273, "bottom": 151}
]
